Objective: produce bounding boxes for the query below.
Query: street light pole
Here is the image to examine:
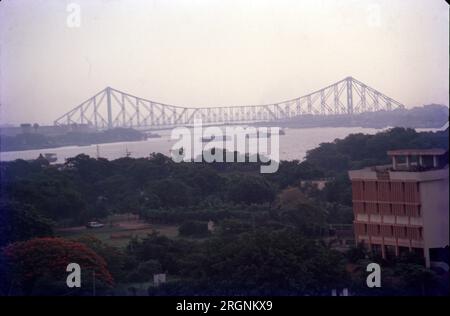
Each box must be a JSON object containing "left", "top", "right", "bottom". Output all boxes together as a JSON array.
[{"left": 93, "top": 270, "right": 96, "bottom": 296}]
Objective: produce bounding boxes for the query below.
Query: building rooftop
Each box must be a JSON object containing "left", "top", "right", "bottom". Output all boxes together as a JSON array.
[
  {"left": 387, "top": 148, "right": 447, "bottom": 156},
  {"left": 349, "top": 148, "right": 449, "bottom": 177}
]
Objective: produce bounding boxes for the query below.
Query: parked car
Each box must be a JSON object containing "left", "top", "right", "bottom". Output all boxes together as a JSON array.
[{"left": 86, "top": 221, "right": 105, "bottom": 229}]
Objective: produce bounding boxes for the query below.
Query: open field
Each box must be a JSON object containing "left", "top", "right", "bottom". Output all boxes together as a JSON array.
[{"left": 56, "top": 221, "right": 179, "bottom": 248}]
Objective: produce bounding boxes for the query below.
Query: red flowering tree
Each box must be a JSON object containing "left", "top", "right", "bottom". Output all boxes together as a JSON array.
[{"left": 1, "top": 237, "right": 113, "bottom": 295}]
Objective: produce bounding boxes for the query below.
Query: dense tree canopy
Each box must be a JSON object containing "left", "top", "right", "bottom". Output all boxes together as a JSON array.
[
  {"left": 227, "top": 175, "right": 276, "bottom": 205},
  {"left": 306, "top": 128, "right": 448, "bottom": 174},
  {"left": 178, "top": 220, "right": 209, "bottom": 237},
  {"left": 0, "top": 201, "right": 53, "bottom": 247},
  {"left": 150, "top": 229, "right": 348, "bottom": 295}
]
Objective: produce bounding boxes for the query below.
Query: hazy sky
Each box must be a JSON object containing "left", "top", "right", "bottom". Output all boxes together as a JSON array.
[{"left": 0, "top": 0, "right": 448, "bottom": 125}]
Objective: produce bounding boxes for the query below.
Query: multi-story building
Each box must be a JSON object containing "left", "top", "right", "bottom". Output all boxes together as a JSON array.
[{"left": 349, "top": 149, "right": 449, "bottom": 267}]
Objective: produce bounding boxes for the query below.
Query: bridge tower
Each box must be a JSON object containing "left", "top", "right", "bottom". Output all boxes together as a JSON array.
[
  {"left": 106, "top": 87, "right": 113, "bottom": 129},
  {"left": 346, "top": 76, "right": 353, "bottom": 115}
]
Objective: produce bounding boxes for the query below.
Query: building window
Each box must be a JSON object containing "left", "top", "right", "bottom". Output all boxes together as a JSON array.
[
  {"left": 412, "top": 248, "right": 424, "bottom": 257},
  {"left": 372, "top": 244, "right": 382, "bottom": 257},
  {"left": 399, "top": 246, "right": 409, "bottom": 256}
]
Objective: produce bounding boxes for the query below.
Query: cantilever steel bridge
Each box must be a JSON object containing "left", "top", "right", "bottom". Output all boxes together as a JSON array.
[{"left": 54, "top": 76, "right": 405, "bottom": 130}]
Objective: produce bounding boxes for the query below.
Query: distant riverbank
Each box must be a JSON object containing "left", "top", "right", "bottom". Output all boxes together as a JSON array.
[{"left": 0, "top": 128, "right": 159, "bottom": 152}]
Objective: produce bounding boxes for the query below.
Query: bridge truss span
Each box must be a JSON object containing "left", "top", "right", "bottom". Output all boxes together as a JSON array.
[{"left": 54, "top": 76, "right": 405, "bottom": 130}]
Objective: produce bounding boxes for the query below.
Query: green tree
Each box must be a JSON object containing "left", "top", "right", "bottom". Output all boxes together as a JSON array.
[
  {"left": 127, "top": 259, "right": 162, "bottom": 282},
  {"left": 147, "top": 179, "right": 192, "bottom": 207},
  {"left": 76, "top": 235, "right": 127, "bottom": 282},
  {"left": 184, "top": 229, "right": 348, "bottom": 295},
  {"left": 394, "top": 263, "right": 439, "bottom": 295},
  {"left": 227, "top": 175, "right": 276, "bottom": 205},
  {"left": 0, "top": 200, "right": 53, "bottom": 247},
  {"left": 178, "top": 221, "right": 209, "bottom": 237}
]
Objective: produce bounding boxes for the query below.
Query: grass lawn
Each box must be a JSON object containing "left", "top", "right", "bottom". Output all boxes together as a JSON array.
[{"left": 57, "top": 223, "right": 179, "bottom": 248}]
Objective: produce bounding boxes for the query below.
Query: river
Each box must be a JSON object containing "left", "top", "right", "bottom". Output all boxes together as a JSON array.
[{"left": 0, "top": 127, "right": 440, "bottom": 163}]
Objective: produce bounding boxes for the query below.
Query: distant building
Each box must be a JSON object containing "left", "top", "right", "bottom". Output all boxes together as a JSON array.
[
  {"left": 349, "top": 149, "right": 449, "bottom": 268},
  {"left": 0, "top": 123, "right": 95, "bottom": 137},
  {"left": 207, "top": 220, "right": 215, "bottom": 232},
  {"left": 300, "top": 179, "right": 331, "bottom": 190},
  {"left": 153, "top": 273, "right": 166, "bottom": 287},
  {"left": 327, "top": 224, "right": 354, "bottom": 251}
]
